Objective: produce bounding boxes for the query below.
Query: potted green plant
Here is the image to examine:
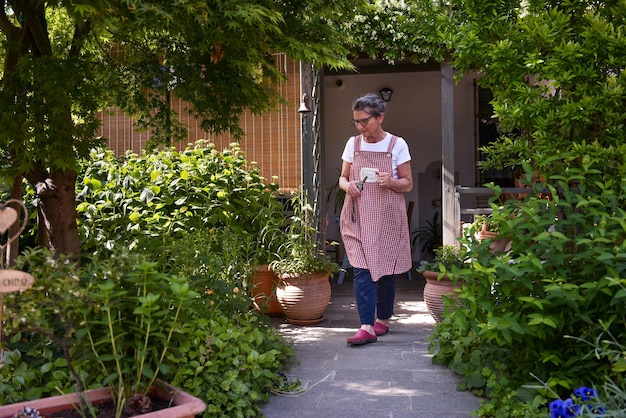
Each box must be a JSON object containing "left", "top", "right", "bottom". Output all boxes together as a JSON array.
[
  {"left": 471, "top": 213, "right": 511, "bottom": 253},
  {"left": 417, "top": 244, "right": 467, "bottom": 322},
  {"left": 247, "top": 195, "right": 288, "bottom": 317},
  {"left": 270, "top": 189, "right": 341, "bottom": 325},
  {"left": 0, "top": 248, "right": 206, "bottom": 418},
  {"left": 411, "top": 211, "right": 443, "bottom": 259}
]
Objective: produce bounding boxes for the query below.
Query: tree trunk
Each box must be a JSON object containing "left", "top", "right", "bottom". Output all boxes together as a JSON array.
[{"left": 29, "top": 168, "right": 81, "bottom": 259}]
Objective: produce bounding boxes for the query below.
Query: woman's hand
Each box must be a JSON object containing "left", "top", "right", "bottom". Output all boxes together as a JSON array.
[
  {"left": 375, "top": 163, "right": 413, "bottom": 193},
  {"left": 376, "top": 171, "right": 393, "bottom": 188},
  {"left": 340, "top": 161, "right": 363, "bottom": 198},
  {"left": 344, "top": 178, "right": 362, "bottom": 198}
]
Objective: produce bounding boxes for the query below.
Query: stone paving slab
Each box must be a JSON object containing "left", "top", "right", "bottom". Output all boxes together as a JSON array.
[{"left": 260, "top": 272, "right": 482, "bottom": 418}]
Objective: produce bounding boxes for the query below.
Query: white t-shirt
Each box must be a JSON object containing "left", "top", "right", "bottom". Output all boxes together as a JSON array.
[{"left": 341, "top": 133, "right": 411, "bottom": 179}]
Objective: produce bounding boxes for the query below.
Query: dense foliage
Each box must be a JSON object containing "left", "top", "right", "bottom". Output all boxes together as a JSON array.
[
  {"left": 346, "top": 0, "right": 447, "bottom": 63},
  {"left": 0, "top": 145, "right": 296, "bottom": 418},
  {"left": 427, "top": 1, "right": 626, "bottom": 416},
  {"left": 346, "top": 0, "right": 626, "bottom": 415},
  {"left": 432, "top": 178, "right": 626, "bottom": 416},
  {"left": 3, "top": 1, "right": 626, "bottom": 416},
  {"left": 76, "top": 141, "right": 285, "bottom": 263},
  {"left": 0, "top": 0, "right": 362, "bottom": 255}
]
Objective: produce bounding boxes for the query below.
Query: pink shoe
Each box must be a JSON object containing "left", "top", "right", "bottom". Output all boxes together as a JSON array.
[
  {"left": 347, "top": 329, "right": 377, "bottom": 345},
  {"left": 373, "top": 322, "right": 389, "bottom": 336}
]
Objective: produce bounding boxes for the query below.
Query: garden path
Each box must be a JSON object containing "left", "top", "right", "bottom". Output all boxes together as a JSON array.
[{"left": 261, "top": 270, "right": 482, "bottom": 418}]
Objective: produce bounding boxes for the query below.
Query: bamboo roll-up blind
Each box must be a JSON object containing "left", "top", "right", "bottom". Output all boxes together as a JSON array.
[{"left": 98, "top": 53, "right": 302, "bottom": 191}]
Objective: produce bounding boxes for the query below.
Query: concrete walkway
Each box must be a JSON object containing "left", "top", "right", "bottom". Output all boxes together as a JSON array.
[{"left": 261, "top": 271, "right": 482, "bottom": 418}]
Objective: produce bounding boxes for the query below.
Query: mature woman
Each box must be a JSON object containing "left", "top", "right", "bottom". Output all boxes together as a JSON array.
[{"left": 339, "top": 93, "right": 413, "bottom": 346}]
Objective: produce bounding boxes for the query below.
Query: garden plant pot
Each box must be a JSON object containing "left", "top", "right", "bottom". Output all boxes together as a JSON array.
[
  {"left": 251, "top": 264, "right": 283, "bottom": 316},
  {"left": 422, "top": 270, "right": 462, "bottom": 322},
  {"left": 475, "top": 223, "right": 511, "bottom": 254},
  {"left": 0, "top": 381, "right": 206, "bottom": 418},
  {"left": 276, "top": 272, "right": 331, "bottom": 325}
]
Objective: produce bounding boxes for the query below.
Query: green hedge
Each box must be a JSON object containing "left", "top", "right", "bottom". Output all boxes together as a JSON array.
[{"left": 0, "top": 143, "right": 295, "bottom": 418}]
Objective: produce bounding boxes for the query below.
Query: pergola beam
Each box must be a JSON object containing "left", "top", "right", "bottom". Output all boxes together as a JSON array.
[{"left": 441, "top": 61, "right": 457, "bottom": 247}]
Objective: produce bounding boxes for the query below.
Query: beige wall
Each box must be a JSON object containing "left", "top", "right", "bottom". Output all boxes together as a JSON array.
[{"left": 321, "top": 70, "right": 478, "bottom": 261}]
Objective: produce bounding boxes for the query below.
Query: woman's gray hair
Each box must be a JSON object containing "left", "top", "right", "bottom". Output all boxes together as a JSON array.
[{"left": 352, "top": 93, "right": 386, "bottom": 116}]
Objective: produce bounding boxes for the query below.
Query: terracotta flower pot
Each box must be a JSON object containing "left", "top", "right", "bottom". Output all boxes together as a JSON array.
[
  {"left": 475, "top": 223, "right": 511, "bottom": 254},
  {"left": 0, "top": 381, "right": 206, "bottom": 418},
  {"left": 251, "top": 265, "right": 283, "bottom": 316},
  {"left": 275, "top": 272, "right": 331, "bottom": 325},
  {"left": 422, "top": 270, "right": 462, "bottom": 322}
]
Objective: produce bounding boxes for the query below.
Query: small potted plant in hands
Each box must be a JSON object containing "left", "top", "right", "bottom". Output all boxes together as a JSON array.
[
  {"left": 417, "top": 244, "right": 467, "bottom": 322},
  {"left": 270, "top": 188, "right": 341, "bottom": 325}
]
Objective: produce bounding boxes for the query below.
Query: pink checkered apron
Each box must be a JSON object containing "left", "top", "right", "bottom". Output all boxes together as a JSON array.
[{"left": 340, "top": 135, "right": 412, "bottom": 282}]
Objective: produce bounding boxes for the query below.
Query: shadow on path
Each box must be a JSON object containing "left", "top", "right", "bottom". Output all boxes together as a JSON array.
[{"left": 261, "top": 272, "right": 482, "bottom": 418}]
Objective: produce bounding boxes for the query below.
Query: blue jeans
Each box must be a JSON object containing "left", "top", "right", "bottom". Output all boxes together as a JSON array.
[{"left": 353, "top": 268, "right": 396, "bottom": 326}]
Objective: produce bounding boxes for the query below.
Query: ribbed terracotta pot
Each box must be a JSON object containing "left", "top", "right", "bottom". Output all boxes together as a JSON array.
[
  {"left": 0, "top": 381, "right": 206, "bottom": 418},
  {"left": 422, "top": 270, "right": 462, "bottom": 322},
  {"left": 251, "top": 265, "right": 283, "bottom": 317},
  {"left": 275, "top": 272, "right": 331, "bottom": 325}
]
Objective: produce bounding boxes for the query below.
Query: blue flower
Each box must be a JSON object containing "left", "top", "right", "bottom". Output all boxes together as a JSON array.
[
  {"left": 563, "top": 399, "right": 581, "bottom": 417},
  {"left": 549, "top": 398, "right": 581, "bottom": 418},
  {"left": 585, "top": 404, "right": 606, "bottom": 416},
  {"left": 549, "top": 386, "right": 607, "bottom": 417},
  {"left": 574, "top": 386, "right": 598, "bottom": 401},
  {"left": 550, "top": 399, "right": 567, "bottom": 418}
]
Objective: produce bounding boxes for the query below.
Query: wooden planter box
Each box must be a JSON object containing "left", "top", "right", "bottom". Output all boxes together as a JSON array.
[{"left": 0, "top": 381, "right": 206, "bottom": 418}]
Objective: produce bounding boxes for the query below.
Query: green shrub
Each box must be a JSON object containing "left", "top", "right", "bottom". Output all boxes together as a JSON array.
[
  {"left": 431, "top": 165, "right": 626, "bottom": 416},
  {"left": 0, "top": 242, "right": 295, "bottom": 417},
  {"left": 76, "top": 141, "right": 285, "bottom": 261},
  {"left": 1, "top": 143, "right": 295, "bottom": 416},
  {"left": 145, "top": 226, "right": 255, "bottom": 316},
  {"left": 170, "top": 314, "right": 295, "bottom": 418}
]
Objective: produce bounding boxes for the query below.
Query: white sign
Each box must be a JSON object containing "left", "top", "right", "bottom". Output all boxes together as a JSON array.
[
  {"left": 360, "top": 167, "right": 378, "bottom": 182},
  {"left": 0, "top": 270, "right": 35, "bottom": 293},
  {"left": 0, "top": 207, "right": 18, "bottom": 235}
]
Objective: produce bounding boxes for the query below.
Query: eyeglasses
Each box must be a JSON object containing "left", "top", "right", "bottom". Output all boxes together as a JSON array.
[{"left": 350, "top": 115, "right": 375, "bottom": 127}]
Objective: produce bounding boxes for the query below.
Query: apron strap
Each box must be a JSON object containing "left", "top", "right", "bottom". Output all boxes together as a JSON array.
[
  {"left": 354, "top": 135, "right": 363, "bottom": 154},
  {"left": 387, "top": 135, "right": 398, "bottom": 155}
]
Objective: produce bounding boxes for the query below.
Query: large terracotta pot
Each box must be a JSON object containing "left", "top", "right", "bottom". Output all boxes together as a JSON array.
[
  {"left": 422, "top": 270, "right": 462, "bottom": 322},
  {"left": 0, "top": 381, "right": 206, "bottom": 418},
  {"left": 275, "top": 272, "right": 331, "bottom": 325},
  {"left": 251, "top": 264, "right": 283, "bottom": 316}
]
